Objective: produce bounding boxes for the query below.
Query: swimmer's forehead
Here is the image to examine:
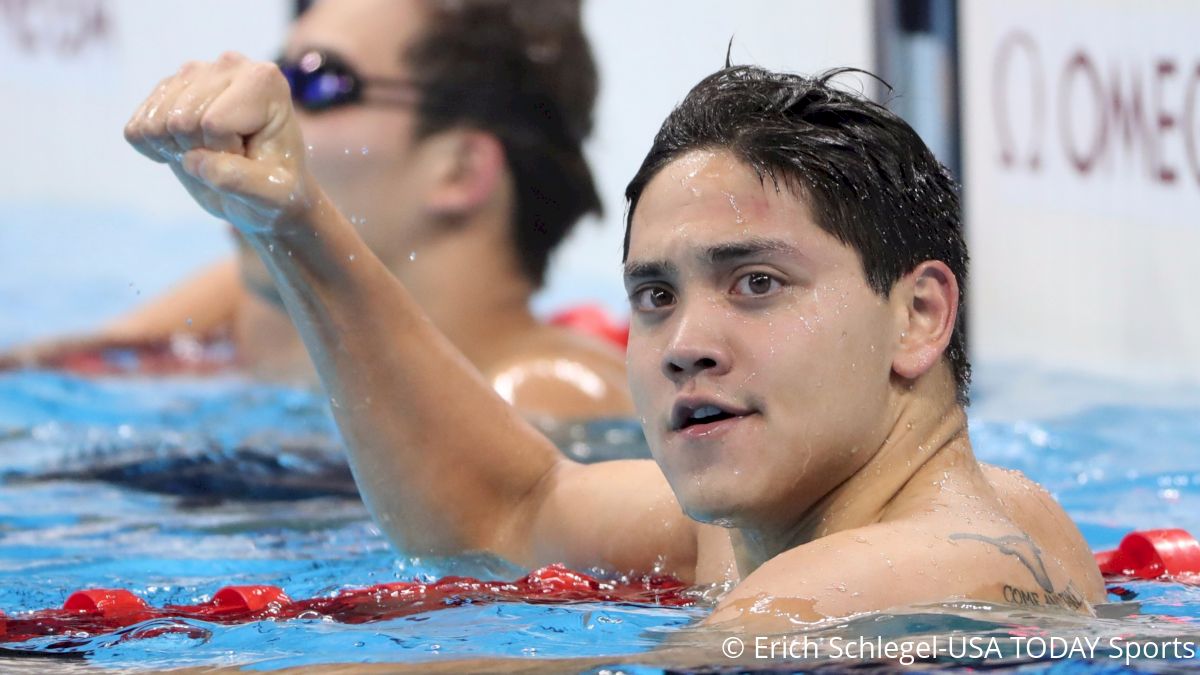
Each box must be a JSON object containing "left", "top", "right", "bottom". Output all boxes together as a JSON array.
[{"left": 624, "top": 149, "right": 828, "bottom": 283}]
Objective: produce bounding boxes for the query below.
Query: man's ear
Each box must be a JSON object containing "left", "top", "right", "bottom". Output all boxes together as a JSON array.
[
  {"left": 891, "top": 260, "right": 959, "bottom": 380},
  {"left": 424, "top": 129, "right": 506, "bottom": 217}
]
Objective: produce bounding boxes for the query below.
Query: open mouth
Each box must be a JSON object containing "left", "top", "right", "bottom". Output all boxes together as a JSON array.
[
  {"left": 682, "top": 405, "right": 736, "bottom": 428},
  {"left": 671, "top": 400, "right": 756, "bottom": 434}
]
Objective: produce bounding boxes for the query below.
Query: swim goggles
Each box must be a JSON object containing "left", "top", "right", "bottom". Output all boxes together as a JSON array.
[{"left": 276, "top": 49, "right": 421, "bottom": 112}]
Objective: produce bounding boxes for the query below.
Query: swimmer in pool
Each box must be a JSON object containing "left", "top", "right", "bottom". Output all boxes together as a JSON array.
[
  {"left": 8, "top": 0, "right": 630, "bottom": 420},
  {"left": 124, "top": 56, "right": 1107, "bottom": 627}
]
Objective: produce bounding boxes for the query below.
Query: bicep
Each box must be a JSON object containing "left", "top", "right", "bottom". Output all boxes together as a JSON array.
[{"left": 506, "top": 459, "right": 701, "bottom": 582}]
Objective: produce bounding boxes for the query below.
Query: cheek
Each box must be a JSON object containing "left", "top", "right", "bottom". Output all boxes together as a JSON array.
[
  {"left": 625, "top": 333, "right": 662, "bottom": 419},
  {"left": 299, "top": 113, "right": 413, "bottom": 184},
  {"left": 759, "top": 291, "right": 892, "bottom": 428},
  {"left": 799, "top": 296, "right": 896, "bottom": 454}
]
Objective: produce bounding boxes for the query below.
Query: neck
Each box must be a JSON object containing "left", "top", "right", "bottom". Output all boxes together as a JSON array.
[
  {"left": 237, "top": 205, "right": 541, "bottom": 378},
  {"left": 376, "top": 214, "right": 540, "bottom": 373},
  {"left": 731, "top": 371, "right": 970, "bottom": 575}
]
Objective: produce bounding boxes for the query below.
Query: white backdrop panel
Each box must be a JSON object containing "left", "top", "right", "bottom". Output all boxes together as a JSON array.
[{"left": 962, "top": 0, "right": 1200, "bottom": 381}]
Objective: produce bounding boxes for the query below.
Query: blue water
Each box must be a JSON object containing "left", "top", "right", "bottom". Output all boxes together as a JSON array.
[{"left": 0, "top": 367, "right": 1198, "bottom": 671}]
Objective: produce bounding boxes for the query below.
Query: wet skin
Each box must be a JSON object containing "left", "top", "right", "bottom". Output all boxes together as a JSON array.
[
  {"left": 625, "top": 150, "right": 897, "bottom": 534},
  {"left": 625, "top": 151, "right": 1105, "bottom": 624},
  {"left": 123, "top": 54, "right": 1106, "bottom": 631}
]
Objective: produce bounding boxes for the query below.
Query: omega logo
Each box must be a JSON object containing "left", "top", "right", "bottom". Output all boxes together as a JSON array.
[
  {"left": 0, "top": 0, "right": 111, "bottom": 57},
  {"left": 992, "top": 29, "right": 1200, "bottom": 189}
]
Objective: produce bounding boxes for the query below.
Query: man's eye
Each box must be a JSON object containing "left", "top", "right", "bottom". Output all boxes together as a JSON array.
[
  {"left": 732, "top": 272, "right": 782, "bottom": 296},
  {"left": 631, "top": 286, "right": 676, "bottom": 310}
]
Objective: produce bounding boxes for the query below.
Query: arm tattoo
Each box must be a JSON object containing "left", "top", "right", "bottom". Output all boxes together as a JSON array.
[
  {"left": 948, "top": 532, "right": 1053, "bottom": 591},
  {"left": 1001, "top": 583, "right": 1086, "bottom": 611},
  {"left": 949, "top": 532, "right": 1086, "bottom": 611}
]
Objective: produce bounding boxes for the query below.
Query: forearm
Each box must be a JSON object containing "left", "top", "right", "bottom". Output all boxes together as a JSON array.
[
  {"left": 243, "top": 192, "right": 566, "bottom": 557},
  {"left": 122, "top": 52, "right": 570, "bottom": 562}
]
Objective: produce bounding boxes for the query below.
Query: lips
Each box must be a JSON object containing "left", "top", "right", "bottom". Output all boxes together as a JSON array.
[{"left": 670, "top": 397, "right": 757, "bottom": 436}]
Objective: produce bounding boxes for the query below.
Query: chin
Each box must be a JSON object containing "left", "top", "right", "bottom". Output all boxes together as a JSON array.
[
  {"left": 674, "top": 482, "right": 753, "bottom": 529},
  {"left": 685, "top": 510, "right": 741, "bottom": 529}
]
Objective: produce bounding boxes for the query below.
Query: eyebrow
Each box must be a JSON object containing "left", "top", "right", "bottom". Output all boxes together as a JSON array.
[
  {"left": 623, "top": 237, "right": 803, "bottom": 284},
  {"left": 623, "top": 260, "right": 679, "bottom": 284},
  {"left": 702, "top": 237, "right": 800, "bottom": 264}
]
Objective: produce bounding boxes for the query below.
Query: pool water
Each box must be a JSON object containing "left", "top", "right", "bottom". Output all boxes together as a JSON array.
[{"left": 1, "top": 366, "right": 1199, "bottom": 671}]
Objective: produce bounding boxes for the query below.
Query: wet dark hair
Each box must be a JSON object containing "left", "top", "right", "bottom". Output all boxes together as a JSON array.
[
  {"left": 405, "top": 0, "right": 601, "bottom": 287},
  {"left": 624, "top": 65, "right": 970, "bottom": 404}
]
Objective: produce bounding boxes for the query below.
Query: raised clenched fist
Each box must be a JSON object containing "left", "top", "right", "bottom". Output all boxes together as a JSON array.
[{"left": 124, "top": 52, "right": 315, "bottom": 236}]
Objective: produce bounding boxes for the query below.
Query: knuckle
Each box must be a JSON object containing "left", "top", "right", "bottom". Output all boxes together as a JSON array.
[
  {"left": 164, "top": 110, "right": 192, "bottom": 134},
  {"left": 123, "top": 120, "right": 142, "bottom": 143},
  {"left": 218, "top": 50, "right": 244, "bottom": 65},
  {"left": 248, "top": 61, "right": 282, "bottom": 84},
  {"left": 141, "top": 111, "right": 167, "bottom": 138},
  {"left": 198, "top": 111, "right": 225, "bottom": 137}
]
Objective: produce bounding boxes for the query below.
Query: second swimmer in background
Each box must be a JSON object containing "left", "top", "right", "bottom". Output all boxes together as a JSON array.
[{"left": 7, "top": 0, "right": 632, "bottom": 421}]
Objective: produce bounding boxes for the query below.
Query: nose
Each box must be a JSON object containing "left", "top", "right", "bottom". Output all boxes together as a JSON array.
[{"left": 660, "top": 313, "right": 731, "bottom": 383}]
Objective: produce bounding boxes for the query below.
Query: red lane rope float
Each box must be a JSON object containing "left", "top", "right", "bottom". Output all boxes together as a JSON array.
[
  {"left": 7, "top": 530, "right": 1194, "bottom": 646},
  {"left": 13, "top": 337, "right": 238, "bottom": 377},
  {"left": 0, "top": 564, "right": 691, "bottom": 645},
  {"left": 1094, "top": 529, "right": 1200, "bottom": 580},
  {"left": 548, "top": 305, "right": 629, "bottom": 349}
]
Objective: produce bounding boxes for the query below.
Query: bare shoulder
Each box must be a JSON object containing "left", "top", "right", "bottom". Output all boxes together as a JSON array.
[
  {"left": 981, "top": 464, "right": 1106, "bottom": 603},
  {"left": 483, "top": 325, "right": 633, "bottom": 419},
  {"left": 706, "top": 514, "right": 1101, "bottom": 630}
]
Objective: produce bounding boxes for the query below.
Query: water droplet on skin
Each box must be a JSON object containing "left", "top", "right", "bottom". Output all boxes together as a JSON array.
[
  {"left": 348, "top": 254, "right": 356, "bottom": 262},
  {"left": 725, "top": 192, "right": 745, "bottom": 224},
  {"left": 186, "top": 318, "right": 193, "bottom": 327},
  {"left": 409, "top": 251, "right": 417, "bottom": 261},
  {"left": 361, "top": 146, "right": 370, "bottom": 155}
]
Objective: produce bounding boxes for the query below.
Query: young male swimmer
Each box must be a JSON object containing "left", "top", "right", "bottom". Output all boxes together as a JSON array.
[{"left": 124, "top": 54, "right": 1106, "bottom": 626}]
